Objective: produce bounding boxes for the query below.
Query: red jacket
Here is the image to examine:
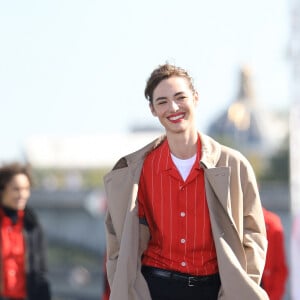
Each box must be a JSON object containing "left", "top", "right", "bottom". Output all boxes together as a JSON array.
[
  {"left": 0, "top": 206, "right": 51, "bottom": 300},
  {"left": 262, "top": 208, "right": 288, "bottom": 300},
  {"left": 0, "top": 208, "right": 26, "bottom": 298}
]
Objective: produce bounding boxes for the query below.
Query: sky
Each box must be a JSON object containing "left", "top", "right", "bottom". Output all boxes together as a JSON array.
[{"left": 0, "top": 0, "right": 291, "bottom": 161}]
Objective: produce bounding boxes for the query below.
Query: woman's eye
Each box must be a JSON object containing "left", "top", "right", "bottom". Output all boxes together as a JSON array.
[
  {"left": 157, "top": 100, "right": 167, "bottom": 105},
  {"left": 177, "top": 96, "right": 186, "bottom": 101}
]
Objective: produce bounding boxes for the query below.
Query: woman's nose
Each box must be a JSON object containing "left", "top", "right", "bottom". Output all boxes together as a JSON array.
[{"left": 170, "top": 100, "right": 179, "bottom": 111}]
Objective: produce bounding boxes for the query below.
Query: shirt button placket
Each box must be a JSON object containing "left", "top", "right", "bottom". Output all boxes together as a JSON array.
[{"left": 179, "top": 183, "right": 187, "bottom": 270}]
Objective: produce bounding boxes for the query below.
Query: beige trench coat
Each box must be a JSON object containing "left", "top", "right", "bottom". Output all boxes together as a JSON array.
[{"left": 104, "top": 134, "right": 269, "bottom": 300}]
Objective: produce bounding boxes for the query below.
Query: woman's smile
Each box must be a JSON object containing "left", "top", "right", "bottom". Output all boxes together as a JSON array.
[{"left": 167, "top": 112, "right": 185, "bottom": 123}]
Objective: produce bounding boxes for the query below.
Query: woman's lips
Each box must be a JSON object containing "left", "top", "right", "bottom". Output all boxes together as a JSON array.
[{"left": 168, "top": 113, "right": 185, "bottom": 123}]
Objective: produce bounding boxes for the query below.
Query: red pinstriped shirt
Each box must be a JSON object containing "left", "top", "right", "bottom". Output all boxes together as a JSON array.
[{"left": 138, "top": 135, "right": 218, "bottom": 276}]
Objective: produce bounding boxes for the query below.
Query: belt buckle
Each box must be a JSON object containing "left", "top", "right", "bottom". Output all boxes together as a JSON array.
[{"left": 188, "top": 276, "right": 195, "bottom": 287}]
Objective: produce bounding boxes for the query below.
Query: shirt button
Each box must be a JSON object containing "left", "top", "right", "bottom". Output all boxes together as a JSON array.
[
  {"left": 9, "top": 270, "right": 16, "bottom": 276},
  {"left": 181, "top": 262, "right": 186, "bottom": 267},
  {"left": 180, "top": 238, "right": 186, "bottom": 244},
  {"left": 180, "top": 212, "right": 186, "bottom": 217}
]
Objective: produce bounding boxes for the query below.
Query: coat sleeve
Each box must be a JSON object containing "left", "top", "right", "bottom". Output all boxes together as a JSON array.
[
  {"left": 103, "top": 159, "right": 129, "bottom": 289},
  {"left": 104, "top": 209, "right": 119, "bottom": 287},
  {"left": 241, "top": 159, "right": 268, "bottom": 284}
]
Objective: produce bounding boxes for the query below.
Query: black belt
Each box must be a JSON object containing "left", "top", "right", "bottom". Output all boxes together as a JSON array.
[
  {"left": 142, "top": 266, "right": 220, "bottom": 287},
  {"left": 0, "top": 298, "right": 24, "bottom": 300}
]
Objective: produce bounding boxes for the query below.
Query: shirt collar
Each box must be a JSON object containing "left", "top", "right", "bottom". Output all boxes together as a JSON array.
[{"left": 158, "top": 134, "right": 203, "bottom": 174}]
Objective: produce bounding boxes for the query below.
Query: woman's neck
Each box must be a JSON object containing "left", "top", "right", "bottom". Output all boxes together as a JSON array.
[{"left": 167, "top": 130, "right": 198, "bottom": 159}]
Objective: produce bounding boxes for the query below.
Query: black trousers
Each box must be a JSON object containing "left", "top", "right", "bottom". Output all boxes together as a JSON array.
[{"left": 142, "top": 266, "right": 221, "bottom": 300}]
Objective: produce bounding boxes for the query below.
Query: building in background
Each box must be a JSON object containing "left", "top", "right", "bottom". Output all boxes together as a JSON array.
[
  {"left": 207, "top": 66, "right": 288, "bottom": 182},
  {"left": 207, "top": 66, "right": 288, "bottom": 157}
]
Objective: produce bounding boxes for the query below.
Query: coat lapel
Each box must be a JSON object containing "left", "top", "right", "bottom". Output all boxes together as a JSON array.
[{"left": 204, "top": 167, "right": 230, "bottom": 214}]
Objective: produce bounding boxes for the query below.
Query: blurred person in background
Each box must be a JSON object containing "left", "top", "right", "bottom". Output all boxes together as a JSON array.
[
  {"left": 104, "top": 63, "right": 268, "bottom": 300},
  {"left": 262, "top": 207, "right": 288, "bottom": 300},
  {"left": 0, "top": 162, "right": 51, "bottom": 300}
]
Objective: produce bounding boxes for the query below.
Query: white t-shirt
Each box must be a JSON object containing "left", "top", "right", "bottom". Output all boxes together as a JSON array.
[{"left": 171, "top": 153, "right": 196, "bottom": 181}]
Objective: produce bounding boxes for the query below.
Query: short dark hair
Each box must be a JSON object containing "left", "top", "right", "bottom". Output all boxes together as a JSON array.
[
  {"left": 144, "top": 63, "right": 196, "bottom": 103},
  {"left": 0, "top": 162, "right": 32, "bottom": 200}
]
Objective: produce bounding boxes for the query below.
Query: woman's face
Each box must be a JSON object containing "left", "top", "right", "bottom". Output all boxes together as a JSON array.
[
  {"left": 2, "top": 174, "right": 31, "bottom": 210},
  {"left": 150, "top": 76, "right": 198, "bottom": 135}
]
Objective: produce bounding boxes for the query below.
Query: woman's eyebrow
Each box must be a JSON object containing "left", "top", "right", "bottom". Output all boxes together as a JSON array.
[{"left": 174, "top": 91, "right": 185, "bottom": 97}]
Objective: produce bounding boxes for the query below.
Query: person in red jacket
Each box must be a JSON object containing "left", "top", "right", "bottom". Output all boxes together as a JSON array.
[
  {"left": 0, "top": 162, "right": 51, "bottom": 300},
  {"left": 262, "top": 207, "right": 288, "bottom": 300}
]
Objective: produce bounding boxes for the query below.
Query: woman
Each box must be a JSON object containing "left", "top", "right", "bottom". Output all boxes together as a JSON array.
[
  {"left": 0, "top": 162, "right": 51, "bottom": 300},
  {"left": 104, "top": 63, "right": 268, "bottom": 300}
]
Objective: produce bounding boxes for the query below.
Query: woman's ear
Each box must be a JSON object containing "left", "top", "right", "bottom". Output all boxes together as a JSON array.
[
  {"left": 149, "top": 102, "right": 157, "bottom": 116},
  {"left": 194, "top": 91, "right": 199, "bottom": 106}
]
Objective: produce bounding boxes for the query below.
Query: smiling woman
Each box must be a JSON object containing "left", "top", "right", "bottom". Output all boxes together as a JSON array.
[
  {"left": 0, "top": 162, "right": 51, "bottom": 300},
  {"left": 104, "top": 63, "right": 269, "bottom": 300}
]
